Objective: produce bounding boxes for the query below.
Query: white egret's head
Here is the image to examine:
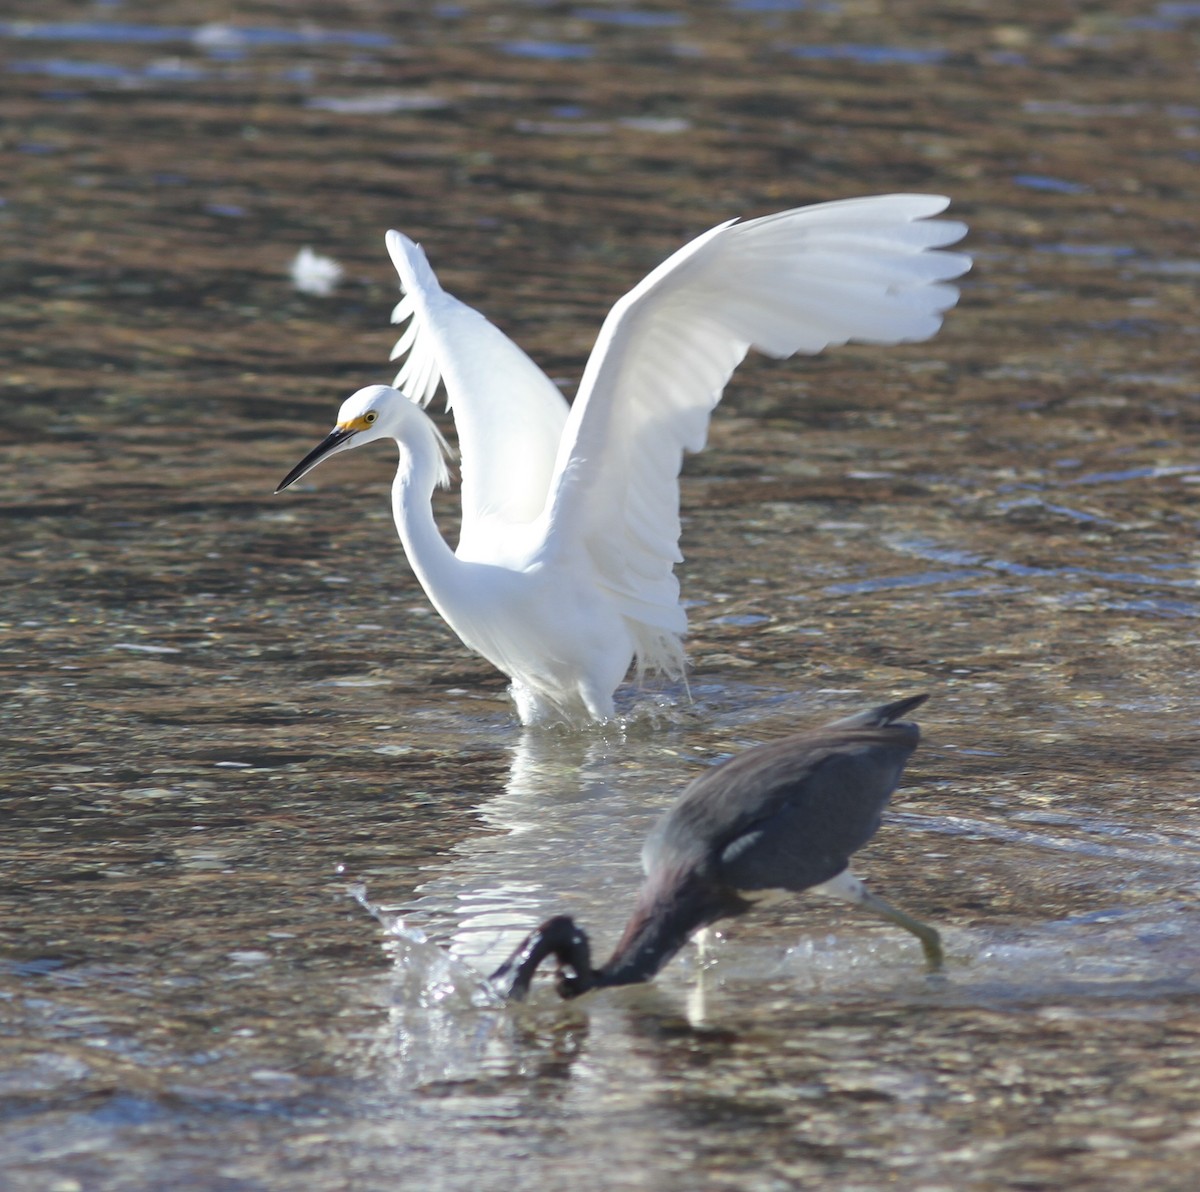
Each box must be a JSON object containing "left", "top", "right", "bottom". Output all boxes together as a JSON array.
[
  {"left": 276, "top": 385, "right": 404, "bottom": 492},
  {"left": 334, "top": 384, "right": 402, "bottom": 439}
]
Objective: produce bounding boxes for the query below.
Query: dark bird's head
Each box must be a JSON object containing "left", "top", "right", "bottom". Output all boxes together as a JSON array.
[{"left": 489, "top": 915, "right": 597, "bottom": 1002}]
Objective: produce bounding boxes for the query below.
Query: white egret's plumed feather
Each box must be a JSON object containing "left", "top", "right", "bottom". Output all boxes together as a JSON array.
[
  {"left": 281, "top": 195, "right": 970, "bottom": 724},
  {"left": 387, "top": 232, "right": 569, "bottom": 549}
]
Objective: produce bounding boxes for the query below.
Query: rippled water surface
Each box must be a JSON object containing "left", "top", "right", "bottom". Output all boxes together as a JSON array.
[{"left": 4, "top": 1, "right": 1200, "bottom": 1189}]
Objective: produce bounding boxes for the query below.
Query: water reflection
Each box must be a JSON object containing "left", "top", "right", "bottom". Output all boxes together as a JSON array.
[{"left": 390, "top": 727, "right": 658, "bottom": 975}]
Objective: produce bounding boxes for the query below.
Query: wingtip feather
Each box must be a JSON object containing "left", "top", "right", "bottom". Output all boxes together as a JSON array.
[{"left": 385, "top": 228, "right": 440, "bottom": 297}]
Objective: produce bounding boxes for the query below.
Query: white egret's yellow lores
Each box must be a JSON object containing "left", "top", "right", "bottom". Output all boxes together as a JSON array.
[{"left": 277, "top": 195, "right": 970, "bottom": 726}]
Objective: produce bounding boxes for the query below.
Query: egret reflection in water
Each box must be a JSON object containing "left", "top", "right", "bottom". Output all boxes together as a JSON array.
[
  {"left": 390, "top": 727, "right": 637, "bottom": 978},
  {"left": 277, "top": 196, "right": 970, "bottom": 726}
]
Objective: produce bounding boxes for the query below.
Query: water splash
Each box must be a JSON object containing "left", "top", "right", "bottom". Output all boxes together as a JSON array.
[{"left": 350, "top": 884, "right": 501, "bottom": 1012}]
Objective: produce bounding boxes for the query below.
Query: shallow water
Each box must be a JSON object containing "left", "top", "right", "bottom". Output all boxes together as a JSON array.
[{"left": 4, "top": 1, "right": 1200, "bottom": 1188}]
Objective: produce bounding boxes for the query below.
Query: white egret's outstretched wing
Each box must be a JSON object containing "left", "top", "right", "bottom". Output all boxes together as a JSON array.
[
  {"left": 542, "top": 193, "right": 971, "bottom": 637},
  {"left": 385, "top": 231, "right": 570, "bottom": 545}
]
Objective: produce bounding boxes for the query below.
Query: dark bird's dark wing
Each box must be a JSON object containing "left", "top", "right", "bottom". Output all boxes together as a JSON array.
[
  {"left": 644, "top": 695, "right": 926, "bottom": 894},
  {"left": 714, "top": 737, "right": 916, "bottom": 892}
]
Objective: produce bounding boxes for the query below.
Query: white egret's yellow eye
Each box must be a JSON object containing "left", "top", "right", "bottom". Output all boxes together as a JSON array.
[{"left": 364, "top": 411, "right": 378, "bottom": 424}]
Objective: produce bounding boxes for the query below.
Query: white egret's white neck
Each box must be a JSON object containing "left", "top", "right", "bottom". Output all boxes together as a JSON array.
[{"left": 387, "top": 412, "right": 462, "bottom": 619}]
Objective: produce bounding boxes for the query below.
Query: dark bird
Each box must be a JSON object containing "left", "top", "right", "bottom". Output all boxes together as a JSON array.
[{"left": 490, "top": 694, "right": 941, "bottom": 1000}]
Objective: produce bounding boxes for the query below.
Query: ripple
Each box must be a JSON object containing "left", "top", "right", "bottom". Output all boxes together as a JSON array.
[
  {"left": 1013, "top": 173, "right": 1090, "bottom": 194},
  {"left": 306, "top": 92, "right": 450, "bottom": 115},
  {"left": 0, "top": 20, "right": 393, "bottom": 49},
  {"left": 499, "top": 40, "right": 594, "bottom": 60},
  {"left": 823, "top": 569, "right": 984, "bottom": 596},
  {"left": 572, "top": 7, "right": 687, "bottom": 27},
  {"left": 1033, "top": 241, "right": 1137, "bottom": 257},
  {"left": 790, "top": 42, "right": 947, "bottom": 65}
]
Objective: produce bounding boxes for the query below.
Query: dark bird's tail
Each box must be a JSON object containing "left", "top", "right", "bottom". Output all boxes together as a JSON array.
[{"left": 825, "top": 693, "right": 929, "bottom": 731}]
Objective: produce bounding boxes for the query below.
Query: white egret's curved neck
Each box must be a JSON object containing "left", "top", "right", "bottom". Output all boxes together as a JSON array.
[{"left": 389, "top": 425, "right": 461, "bottom": 611}]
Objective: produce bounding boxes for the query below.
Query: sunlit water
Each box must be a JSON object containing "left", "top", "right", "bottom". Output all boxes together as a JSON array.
[{"left": 4, "top": 1, "right": 1200, "bottom": 1188}]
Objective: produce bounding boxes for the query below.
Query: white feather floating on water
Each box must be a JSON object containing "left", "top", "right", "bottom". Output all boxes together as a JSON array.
[{"left": 290, "top": 247, "right": 343, "bottom": 296}]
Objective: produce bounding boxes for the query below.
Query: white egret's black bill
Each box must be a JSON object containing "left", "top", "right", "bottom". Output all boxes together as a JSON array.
[{"left": 276, "top": 427, "right": 356, "bottom": 493}]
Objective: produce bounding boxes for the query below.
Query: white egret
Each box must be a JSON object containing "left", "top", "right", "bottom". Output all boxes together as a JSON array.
[{"left": 277, "top": 196, "right": 970, "bottom": 725}]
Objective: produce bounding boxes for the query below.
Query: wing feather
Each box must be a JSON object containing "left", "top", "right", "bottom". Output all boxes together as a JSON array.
[
  {"left": 540, "top": 194, "right": 970, "bottom": 648},
  {"left": 384, "top": 230, "right": 570, "bottom": 544}
]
